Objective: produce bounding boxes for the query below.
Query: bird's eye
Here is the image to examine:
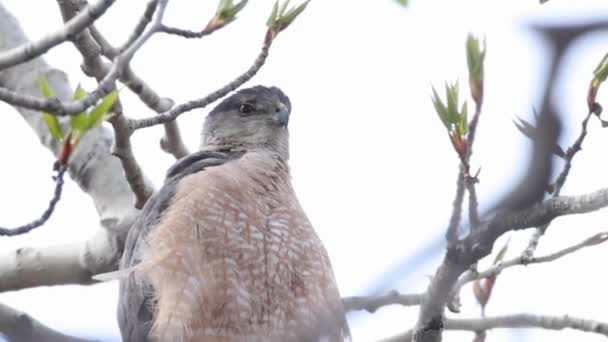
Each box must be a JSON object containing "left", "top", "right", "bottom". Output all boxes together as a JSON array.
[{"left": 239, "top": 103, "right": 255, "bottom": 115}]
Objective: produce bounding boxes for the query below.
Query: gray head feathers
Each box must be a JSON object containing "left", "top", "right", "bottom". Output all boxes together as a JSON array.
[{"left": 201, "top": 85, "right": 291, "bottom": 159}]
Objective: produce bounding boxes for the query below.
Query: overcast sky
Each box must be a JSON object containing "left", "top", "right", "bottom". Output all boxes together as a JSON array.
[{"left": 2, "top": 0, "right": 608, "bottom": 341}]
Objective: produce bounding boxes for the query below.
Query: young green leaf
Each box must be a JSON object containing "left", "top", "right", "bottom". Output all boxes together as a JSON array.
[
  {"left": 267, "top": 1, "right": 279, "bottom": 27},
  {"left": 38, "top": 74, "right": 55, "bottom": 98},
  {"left": 42, "top": 113, "right": 64, "bottom": 141},
  {"left": 445, "top": 83, "right": 460, "bottom": 124},
  {"left": 217, "top": 0, "right": 248, "bottom": 22},
  {"left": 279, "top": 0, "right": 291, "bottom": 16},
  {"left": 39, "top": 74, "right": 63, "bottom": 141},
  {"left": 459, "top": 102, "right": 468, "bottom": 135},
  {"left": 267, "top": 0, "right": 310, "bottom": 33},
  {"left": 86, "top": 90, "right": 119, "bottom": 131},
  {"left": 73, "top": 84, "right": 87, "bottom": 100},
  {"left": 592, "top": 52, "right": 608, "bottom": 87},
  {"left": 431, "top": 86, "right": 449, "bottom": 128},
  {"left": 70, "top": 112, "right": 90, "bottom": 132}
]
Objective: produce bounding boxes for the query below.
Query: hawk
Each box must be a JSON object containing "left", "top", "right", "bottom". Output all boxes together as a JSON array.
[{"left": 116, "top": 86, "right": 349, "bottom": 341}]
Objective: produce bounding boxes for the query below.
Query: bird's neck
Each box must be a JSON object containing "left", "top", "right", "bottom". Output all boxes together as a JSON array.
[{"left": 200, "top": 140, "right": 289, "bottom": 161}]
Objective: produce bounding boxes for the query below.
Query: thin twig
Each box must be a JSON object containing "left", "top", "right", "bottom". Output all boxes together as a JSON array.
[
  {"left": 383, "top": 313, "right": 608, "bottom": 341},
  {"left": 445, "top": 168, "right": 466, "bottom": 243},
  {"left": 57, "top": 0, "right": 154, "bottom": 208},
  {"left": 116, "top": 0, "right": 159, "bottom": 54},
  {"left": 450, "top": 231, "right": 608, "bottom": 300},
  {"left": 342, "top": 290, "right": 423, "bottom": 313},
  {"left": 522, "top": 111, "right": 593, "bottom": 258},
  {"left": 0, "top": 0, "right": 115, "bottom": 70},
  {"left": 87, "top": 10, "right": 190, "bottom": 160},
  {"left": 464, "top": 101, "right": 483, "bottom": 229},
  {"left": 0, "top": 302, "right": 97, "bottom": 342},
  {"left": 159, "top": 24, "right": 212, "bottom": 38},
  {"left": 0, "top": 164, "right": 66, "bottom": 236},
  {"left": 466, "top": 179, "right": 480, "bottom": 228},
  {"left": 0, "top": 0, "right": 165, "bottom": 116},
  {"left": 130, "top": 41, "right": 271, "bottom": 130}
]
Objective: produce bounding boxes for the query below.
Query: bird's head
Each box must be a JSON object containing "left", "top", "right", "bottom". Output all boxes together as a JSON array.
[{"left": 201, "top": 85, "right": 291, "bottom": 159}]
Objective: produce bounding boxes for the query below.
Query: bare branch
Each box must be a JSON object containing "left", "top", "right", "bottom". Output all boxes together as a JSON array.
[
  {"left": 445, "top": 168, "right": 465, "bottom": 243},
  {"left": 0, "top": 164, "right": 66, "bottom": 236},
  {"left": 160, "top": 121, "right": 190, "bottom": 159},
  {"left": 0, "top": 302, "right": 96, "bottom": 342},
  {"left": 0, "top": 0, "right": 115, "bottom": 71},
  {"left": 0, "top": 0, "right": 167, "bottom": 116},
  {"left": 412, "top": 186, "right": 608, "bottom": 341},
  {"left": 116, "top": 0, "right": 159, "bottom": 54},
  {"left": 0, "top": 229, "right": 121, "bottom": 291},
  {"left": 522, "top": 112, "right": 594, "bottom": 258},
  {"left": 159, "top": 24, "right": 213, "bottom": 38},
  {"left": 0, "top": 2, "right": 139, "bottom": 289},
  {"left": 88, "top": 17, "right": 190, "bottom": 160},
  {"left": 466, "top": 177, "right": 480, "bottom": 228},
  {"left": 382, "top": 314, "right": 608, "bottom": 341},
  {"left": 57, "top": 0, "right": 155, "bottom": 208},
  {"left": 342, "top": 290, "right": 423, "bottom": 313},
  {"left": 451, "top": 231, "right": 608, "bottom": 303},
  {"left": 130, "top": 41, "right": 271, "bottom": 130}
]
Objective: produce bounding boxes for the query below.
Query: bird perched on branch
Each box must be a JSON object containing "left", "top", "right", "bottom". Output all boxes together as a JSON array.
[{"left": 116, "top": 86, "right": 349, "bottom": 341}]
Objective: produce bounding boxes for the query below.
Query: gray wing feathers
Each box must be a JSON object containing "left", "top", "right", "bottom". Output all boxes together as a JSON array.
[{"left": 117, "top": 151, "right": 234, "bottom": 342}]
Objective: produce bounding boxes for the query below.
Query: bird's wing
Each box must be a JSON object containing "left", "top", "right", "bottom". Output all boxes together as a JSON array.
[{"left": 117, "top": 150, "right": 237, "bottom": 342}]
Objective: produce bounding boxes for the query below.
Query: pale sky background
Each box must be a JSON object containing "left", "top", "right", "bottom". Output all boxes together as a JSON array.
[{"left": 1, "top": 0, "right": 608, "bottom": 341}]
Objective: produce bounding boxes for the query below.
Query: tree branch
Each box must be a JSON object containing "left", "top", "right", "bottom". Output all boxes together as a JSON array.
[
  {"left": 0, "top": 164, "right": 66, "bottom": 236},
  {"left": 86, "top": 2, "right": 190, "bottom": 160},
  {"left": 522, "top": 111, "right": 594, "bottom": 258},
  {"left": 450, "top": 230, "right": 608, "bottom": 306},
  {"left": 341, "top": 230, "right": 608, "bottom": 316},
  {"left": 0, "top": 230, "right": 107, "bottom": 292},
  {"left": 445, "top": 167, "right": 465, "bottom": 243},
  {"left": 0, "top": 302, "right": 96, "bottom": 342},
  {"left": 0, "top": 2, "right": 139, "bottom": 289},
  {"left": 0, "top": 0, "right": 115, "bottom": 71},
  {"left": 130, "top": 41, "right": 271, "bottom": 130},
  {"left": 411, "top": 186, "right": 608, "bottom": 341},
  {"left": 383, "top": 313, "right": 608, "bottom": 341},
  {"left": 57, "top": 0, "right": 156, "bottom": 208},
  {"left": 342, "top": 290, "right": 423, "bottom": 313}
]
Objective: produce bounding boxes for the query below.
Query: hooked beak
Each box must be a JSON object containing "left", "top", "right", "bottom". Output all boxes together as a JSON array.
[{"left": 275, "top": 102, "right": 290, "bottom": 127}]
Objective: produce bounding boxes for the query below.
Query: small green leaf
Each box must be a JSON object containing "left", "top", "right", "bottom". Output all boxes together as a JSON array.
[
  {"left": 39, "top": 74, "right": 63, "bottom": 141},
  {"left": 267, "top": 1, "right": 279, "bottom": 26},
  {"left": 267, "top": 0, "right": 309, "bottom": 33},
  {"left": 73, "top": 84, "right": 87, "bottom": 100},
  {"left": 395, "top": 0, "right": 409, "bottom": 6},
  {"left": 42, "top": 113, "right": 64, "bottom": 141},
  {"left": 279, "top": 0, "right": 291, "bottom": 16},
  {"left": 466, "top": 34, "right": 486, "bottom": 84},
  {"left": 459, "top": 102, "right": 468, "bottom": 135},
  {"left": 70, "top": 112, "right": 90, "bottom": 132},
  {"left": 445, "top": 83, "right": 460, "bottom": 124},
  {"left": 218, "top": 0, "right": 248, "bottom": 22},
  {"left": 38, "top": 74, "right": 55, "bottom": 98},
  {"left": 593, "top": 52, "right": 608, "bottom": 85},
  {"left": 70, "top": 85, "right": 89, "bottom": 131},
  {"left": 431, "top": 86, "right": 449, "bottom": 128},
  {"left": 229, "top": 0, "right": 248, "bottom": 17},
  {"left": 86, "top": 90, "right": 118, "bottom": 131}
]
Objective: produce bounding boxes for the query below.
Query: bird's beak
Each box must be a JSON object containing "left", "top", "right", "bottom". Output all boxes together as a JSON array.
[{"left": 275, "top": 102, "right": 290, "bottom": 127}]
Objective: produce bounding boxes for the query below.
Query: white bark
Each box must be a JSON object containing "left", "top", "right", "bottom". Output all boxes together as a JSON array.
[
  {"left": 0, "top": 302, "right": 96, "bottom": 342},
  {"left": 0, "top": 2, "right": 144, "bottom": 289}
]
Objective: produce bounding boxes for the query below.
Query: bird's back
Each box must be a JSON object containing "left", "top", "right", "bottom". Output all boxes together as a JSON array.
[{"left": 121, "top": 150, "right": 347, "bottom": 342}]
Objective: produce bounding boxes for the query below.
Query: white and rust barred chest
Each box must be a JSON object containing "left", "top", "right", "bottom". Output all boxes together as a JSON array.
[{"left": 142, "top": 151, "right": 345, "bottom": 341}]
